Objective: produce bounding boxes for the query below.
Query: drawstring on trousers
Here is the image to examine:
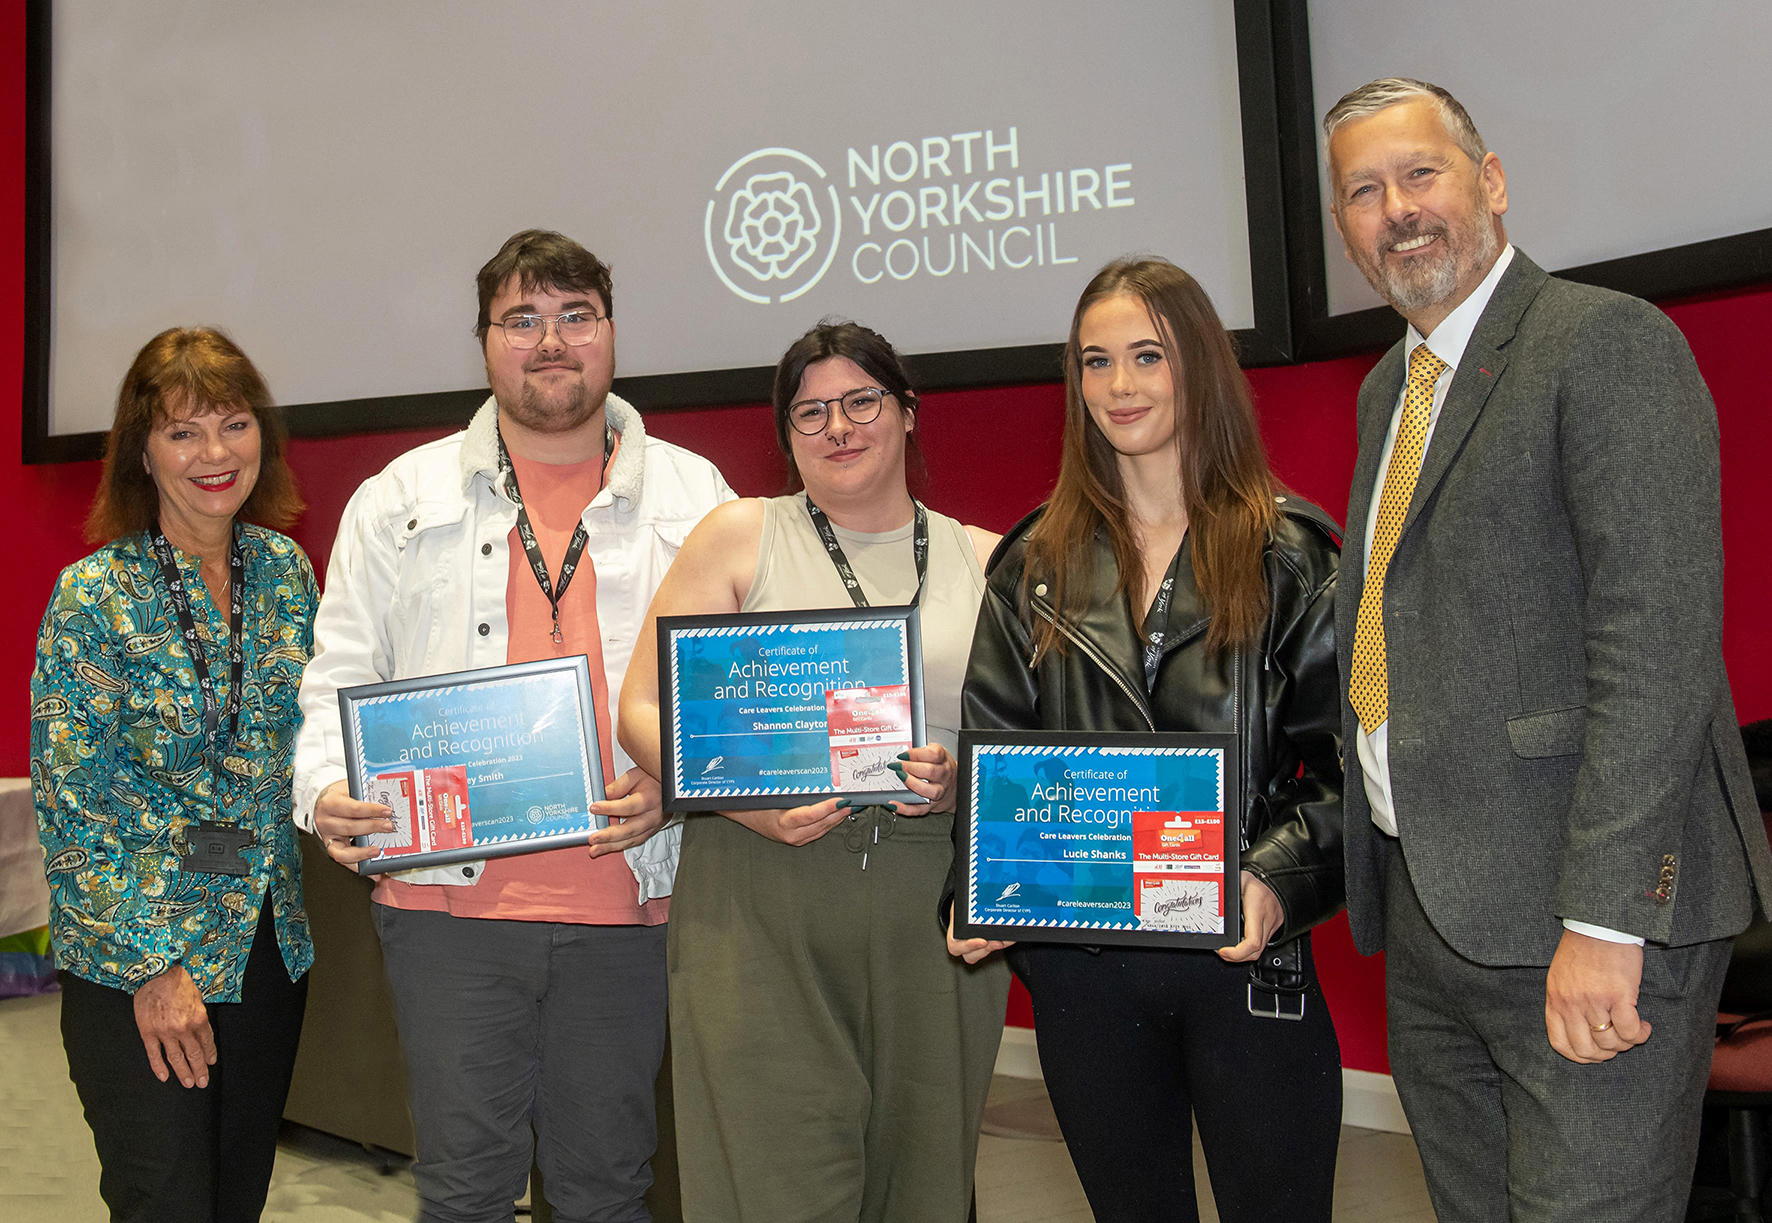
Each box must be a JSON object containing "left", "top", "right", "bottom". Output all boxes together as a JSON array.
[{"left": 843, "top": 805, "right": 898, "bottom": 870}]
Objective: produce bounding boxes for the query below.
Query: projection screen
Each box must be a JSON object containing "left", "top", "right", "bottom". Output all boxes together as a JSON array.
[
  {"left": 32, "top": 1, "right": 1276, "bottom": 455},
  {"left": 1307, "top": 0, "right": 1772, "bottom": 318}
]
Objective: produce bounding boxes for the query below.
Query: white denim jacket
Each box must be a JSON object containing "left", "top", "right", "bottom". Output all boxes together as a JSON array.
[{"left": 292, "top": 394, "right": 734, "bottom": 896}]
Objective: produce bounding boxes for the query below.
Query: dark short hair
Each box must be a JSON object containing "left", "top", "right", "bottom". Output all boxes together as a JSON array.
[
  {"left": 475, "top": 229, "right": 614, "bottom": 343},
  {"left": 771, "top": 320, "right": 923, "bottom": 489},
  {"left": 85, "top": 328, "right": 302, "bottom": 543}
]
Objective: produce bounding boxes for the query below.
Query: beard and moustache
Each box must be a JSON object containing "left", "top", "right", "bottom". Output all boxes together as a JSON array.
[
  {"left": 497, "top": 360, "right": 603, "bottom": 434},
  {"left": 1353, "top": 197, "right": 1500, "bottom": 315}
]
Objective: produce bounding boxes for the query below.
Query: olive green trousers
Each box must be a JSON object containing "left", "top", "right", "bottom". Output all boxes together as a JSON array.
[{"left": 668, "top": 807, "right": 1010, "bottom": 1223}]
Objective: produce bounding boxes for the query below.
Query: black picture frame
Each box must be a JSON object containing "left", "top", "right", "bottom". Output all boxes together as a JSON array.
[
  {"left": 657, "top": 603, "right": 926, "bottom": 813},
  {"left": 956, "top": 729, "right": 1243, "bottom": 951},
  {"left": 337, "top": 656, "right": 607, "bottom": 875}
]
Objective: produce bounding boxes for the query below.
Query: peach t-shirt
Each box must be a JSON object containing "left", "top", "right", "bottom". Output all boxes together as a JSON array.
[{"left": 374, "top": 437, "right": 667, "bottom": 924}]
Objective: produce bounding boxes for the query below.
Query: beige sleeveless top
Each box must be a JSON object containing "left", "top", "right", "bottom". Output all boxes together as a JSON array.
[{"left": 742, "top": 494, "right": 985, "bottom": 757}]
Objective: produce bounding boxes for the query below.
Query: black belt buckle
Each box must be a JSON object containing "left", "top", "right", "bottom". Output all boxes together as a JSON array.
[
  {"left": 1247, "top": 937, "right": 1307, "bottom": 1021},
  {"left": 1248, "top": 983, "right": 1306, "bottom": 1021},
  {"left": 181, "top": 821, "right": 254, "bottom": 877}
]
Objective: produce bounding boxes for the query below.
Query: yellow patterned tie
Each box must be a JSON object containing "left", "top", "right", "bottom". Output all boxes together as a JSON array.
[{"left": 1350, "top": 343, "right": 1448, "bottom": 733}]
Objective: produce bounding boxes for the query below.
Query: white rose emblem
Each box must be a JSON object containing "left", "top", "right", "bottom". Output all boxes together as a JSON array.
[
  {"left": 724, "top": 171, "right": 823, "bottom": 283},
  {"left": 705, "top": 147, "right": 842, "bottom": 304}
]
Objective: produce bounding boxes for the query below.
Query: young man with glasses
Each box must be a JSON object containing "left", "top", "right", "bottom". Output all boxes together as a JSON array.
[{"left": 294, "top": 229, "right": 734, "bottom": 1222}]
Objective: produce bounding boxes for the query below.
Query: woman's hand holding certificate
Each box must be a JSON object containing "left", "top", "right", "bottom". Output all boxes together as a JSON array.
[
  {"left": 885, "top": 743, "right": 958, "bottom": 817},
  {"left": 1214, "top": 870, "right": 1286, "bottom": 963},
  {"left": 722, "top": 797, "right": 852, "bottom": 846}
]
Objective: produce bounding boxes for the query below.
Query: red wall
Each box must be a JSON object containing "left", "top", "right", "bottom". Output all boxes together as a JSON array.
[{"left": 7, "top": 4, "right": 1768, "bottom": 1075}]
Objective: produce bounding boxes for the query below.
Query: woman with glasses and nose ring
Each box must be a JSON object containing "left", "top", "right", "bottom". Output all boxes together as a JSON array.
[{"left": 619, "top": 321, "right": 1011, "bottom": 1223}]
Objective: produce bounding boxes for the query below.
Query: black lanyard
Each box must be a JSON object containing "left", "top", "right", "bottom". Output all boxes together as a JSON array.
[
  {"left": 497, "top": 429, "right": 607, "bottom": 644},
  {"left": 805, "top": 498, "right": 928, "bottom": 608},
  {"left": 1140, "top": 545, "right": 1186, "bottom": 691},
  {"left": 146, "top": 524, "right": 246, "bottom": 777}
]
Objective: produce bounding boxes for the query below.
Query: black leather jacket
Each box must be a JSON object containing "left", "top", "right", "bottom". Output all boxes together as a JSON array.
[{"left": 959, "top": 496, "right": 1346, "bottom": 945}]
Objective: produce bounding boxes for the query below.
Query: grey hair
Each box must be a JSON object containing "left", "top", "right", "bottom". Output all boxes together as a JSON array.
[{"left": 1322, "top": 78, "right": 1488, "bottom": 171}]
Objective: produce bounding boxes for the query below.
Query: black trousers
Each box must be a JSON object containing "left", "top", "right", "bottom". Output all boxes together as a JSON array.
[
  {"left": 1011, "top": 938, "right": 1342, "bottom": 1223},
  {"left": 59, "top": 905, "right": 308, "bottom": 1223}
]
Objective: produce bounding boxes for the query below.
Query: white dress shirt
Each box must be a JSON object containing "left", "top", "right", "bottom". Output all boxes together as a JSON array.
[{"left": 1355, "top": 246, "right": 1639, "bottom": 946}]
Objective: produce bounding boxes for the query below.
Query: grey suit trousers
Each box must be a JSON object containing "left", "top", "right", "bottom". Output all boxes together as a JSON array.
[{"left": 1380, "top": 838, "right": 1729, "bottom": 1222}]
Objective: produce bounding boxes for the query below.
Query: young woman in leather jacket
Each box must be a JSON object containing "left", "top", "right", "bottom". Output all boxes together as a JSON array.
[{"left": 950, "top": 258, "right": 1346, "bottom": 1223}]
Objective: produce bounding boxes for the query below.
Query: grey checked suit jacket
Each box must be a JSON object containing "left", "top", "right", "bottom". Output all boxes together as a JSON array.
[{"left": 1336, "top": 250, "right": 1772, "bottom": 966}]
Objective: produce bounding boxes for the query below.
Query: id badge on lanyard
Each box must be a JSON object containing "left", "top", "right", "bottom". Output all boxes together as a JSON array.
[{"left": 148, "top": 526, "right": 255, "bottom": 877}]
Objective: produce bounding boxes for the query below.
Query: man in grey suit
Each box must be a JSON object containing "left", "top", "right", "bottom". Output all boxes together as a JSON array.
[{"left": 1324, "top": 77, "right": 1772, "bottom": 1220}]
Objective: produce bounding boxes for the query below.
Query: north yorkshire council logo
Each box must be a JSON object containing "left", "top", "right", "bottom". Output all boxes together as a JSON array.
[{"left": 705, "top": 148, "right": 842, "bottom": 304}]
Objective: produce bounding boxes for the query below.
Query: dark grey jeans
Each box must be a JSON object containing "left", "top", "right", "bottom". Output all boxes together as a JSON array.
[
  {"left": 373, "top": 904, "right": 668, "bottom": 1223},
  {"left": 1381, "top": 839, "right": 1729, "bottom": 1223}
]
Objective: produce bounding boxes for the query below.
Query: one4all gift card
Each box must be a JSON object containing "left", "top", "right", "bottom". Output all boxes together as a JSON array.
[
  {"left": 1132, "top": 809, "right": 1226, "bottom": 936},
  {"left": 825, "top": 683, "right": 914, "bottom": 791},
  {"left": 362, "top": 766, "right": 474, "bottom": 858}
]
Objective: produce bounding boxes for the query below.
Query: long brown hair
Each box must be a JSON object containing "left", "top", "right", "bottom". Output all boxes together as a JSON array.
[
  {"left": 1024, "top": 258, "right": 1279, "bottom": 658},
  {"left": 85, "top": 327, "right": 303, "bottom": 543}
]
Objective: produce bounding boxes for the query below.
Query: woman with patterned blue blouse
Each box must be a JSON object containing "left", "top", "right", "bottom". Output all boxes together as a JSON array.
[{"left": 31, "top": 327, "right": 317, "bottom": 1223}]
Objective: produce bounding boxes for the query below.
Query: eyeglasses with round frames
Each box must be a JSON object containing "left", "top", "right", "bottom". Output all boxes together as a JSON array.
[
  {"left": 490, "top": 309, "right": 606, "bottom": 349},
  {"left": 787, "top": 386, "right": 891, "bottom": 435}
]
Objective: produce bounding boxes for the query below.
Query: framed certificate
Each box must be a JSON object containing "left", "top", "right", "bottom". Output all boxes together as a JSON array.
[
  {"left": 338, "top": 657, "right": 608, "bottom": 875},
  {"left": 956, "top": 731, "right": 1241, "bottom": 949},
  {"left": 658, "top": 605, "right": 925, "bottom": 812}
]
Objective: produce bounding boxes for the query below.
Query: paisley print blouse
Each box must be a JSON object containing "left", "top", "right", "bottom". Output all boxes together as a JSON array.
[{"left": 31, "top": 526, "right": 318, "bottom": 1001}]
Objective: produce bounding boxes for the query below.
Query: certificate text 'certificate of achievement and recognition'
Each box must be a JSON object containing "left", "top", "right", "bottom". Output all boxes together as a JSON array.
[
  {"left": 338, "top": 657, "right": 607, "bottom": 874},
  {"left": 957, "top": 731, "right": 1241, "bottom": 949},
  {"left": 658, "top": 606, "right": 925, "bottom": 812}
]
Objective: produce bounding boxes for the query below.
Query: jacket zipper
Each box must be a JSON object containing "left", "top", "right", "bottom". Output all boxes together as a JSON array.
[
  {"left": 1031, "top": 599, "right": 1155, "bottom": 731},
  {"left": 1234, "top": 645, "right": 1252, "bottom": 851}
]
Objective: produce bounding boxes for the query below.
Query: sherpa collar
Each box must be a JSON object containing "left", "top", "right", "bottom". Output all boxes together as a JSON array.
[{"left": 459, "top": 392, "right": 648, "bottom": 506}]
